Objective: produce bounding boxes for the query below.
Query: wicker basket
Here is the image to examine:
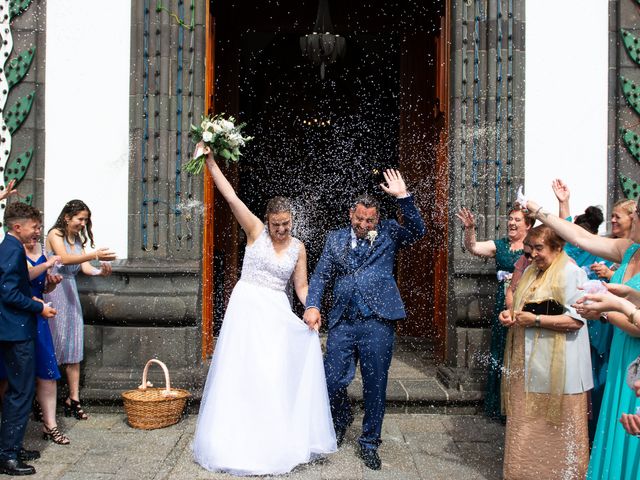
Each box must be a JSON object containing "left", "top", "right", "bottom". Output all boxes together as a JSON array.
[{"left": 122, "top": 359, "right": 190, "bottom": 430}]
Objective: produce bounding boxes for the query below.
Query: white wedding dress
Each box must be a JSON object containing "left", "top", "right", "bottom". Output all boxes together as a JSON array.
[{"left": 192, "top": 228, "right": 337, "bottom": 475}]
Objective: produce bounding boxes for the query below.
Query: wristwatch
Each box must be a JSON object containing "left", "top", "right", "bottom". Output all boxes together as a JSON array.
[
  {"left": 600, "top": 313, "right": 609, "bottom": 324},
  {"left": 534, "top": 315, "right": 541, "bottom": 328}
]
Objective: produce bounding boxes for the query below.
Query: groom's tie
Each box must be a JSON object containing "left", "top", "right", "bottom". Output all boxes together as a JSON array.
[{"left": 354, "top": 238, "right": 368, "bottom": 257}]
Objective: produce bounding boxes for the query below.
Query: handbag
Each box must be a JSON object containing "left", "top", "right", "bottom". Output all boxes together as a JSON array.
[{"left": 522, "top": 299, "right": 564, "bottom": 316}]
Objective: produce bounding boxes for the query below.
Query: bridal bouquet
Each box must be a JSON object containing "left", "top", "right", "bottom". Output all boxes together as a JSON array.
[{"left": 185, "top": 113, "right": 253, "bottom": 174}]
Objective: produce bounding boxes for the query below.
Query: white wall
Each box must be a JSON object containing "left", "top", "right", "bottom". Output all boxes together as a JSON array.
[
  {"left": 525, "top": 0, "right": 609, "bottom": 228},
  {"left": 45, "top": 1, "right": 130, "bottom": 257}
]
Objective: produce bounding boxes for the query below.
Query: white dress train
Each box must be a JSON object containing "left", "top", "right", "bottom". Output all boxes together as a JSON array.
[{"left": 192, "top": 228, "right": 337, "bottom": 475}]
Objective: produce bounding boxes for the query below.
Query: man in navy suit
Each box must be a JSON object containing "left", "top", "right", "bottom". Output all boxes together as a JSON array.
[
  {"left": 304, "top": 169, "right": 426, "bottom": 470},
  {"left": 0, "top": 203, "right": 56, "bottom": 476}
]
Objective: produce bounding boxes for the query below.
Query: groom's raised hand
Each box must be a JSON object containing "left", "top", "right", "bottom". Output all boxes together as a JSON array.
[
  {"left": 380, "top": 169, "right": 408, "bottom": 198},
  {"left": 303, "top": 307, "right": 321, "bottom": 332}
]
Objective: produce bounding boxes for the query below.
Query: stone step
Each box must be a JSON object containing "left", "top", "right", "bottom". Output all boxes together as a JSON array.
[{"left": 78, "top": 337, "right": 485, "bottom": 415}]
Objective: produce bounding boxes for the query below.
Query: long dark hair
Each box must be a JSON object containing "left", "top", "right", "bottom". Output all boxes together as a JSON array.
[{"left": 49, "top": 199, "right": 95, "bottom": 248}]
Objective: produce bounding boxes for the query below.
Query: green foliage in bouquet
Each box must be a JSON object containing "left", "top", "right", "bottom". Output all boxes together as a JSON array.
[{"left": 185, "top": 113, "right": 253, "bottom": 174}]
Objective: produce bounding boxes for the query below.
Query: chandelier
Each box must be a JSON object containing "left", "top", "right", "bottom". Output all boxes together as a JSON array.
[{"left": 300, "top": 0, "right": 346, "bottom": 80}]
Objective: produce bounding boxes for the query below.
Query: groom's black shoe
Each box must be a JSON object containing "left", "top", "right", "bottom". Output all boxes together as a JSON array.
[
  {"left": 358, "top": 445, "right": 381, "bottom": 470},
  {"left": 0, "top": 458, "right": 36, "bottom": 475},
  {"left": 335, "top": 415, "right": 354, "bottom": 447}
]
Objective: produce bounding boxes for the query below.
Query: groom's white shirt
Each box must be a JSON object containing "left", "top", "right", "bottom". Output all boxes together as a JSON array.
[{"left": 350, "top": 229, "right": 359, "bottom": 249}]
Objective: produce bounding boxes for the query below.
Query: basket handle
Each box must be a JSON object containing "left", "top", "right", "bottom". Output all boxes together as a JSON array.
[{"left": 139, "top": 359, "right": 173, "bottom": 396}]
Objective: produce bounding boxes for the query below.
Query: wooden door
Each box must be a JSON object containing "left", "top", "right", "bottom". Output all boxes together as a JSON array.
[
  {"left": 396, "top": 5, "right": 450, "bottom": 361},
  {"left": 201, "top": 4, "right": 216, "bottom": 359}
]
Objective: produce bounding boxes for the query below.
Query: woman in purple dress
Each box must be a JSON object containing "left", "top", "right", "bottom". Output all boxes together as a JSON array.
[{"left": 44, "top": 200, "right": 115, "bottom": 420}]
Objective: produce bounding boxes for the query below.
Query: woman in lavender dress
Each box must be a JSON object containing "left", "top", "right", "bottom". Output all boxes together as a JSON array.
[{"left": 44, "top": 200, "right": 115, "bottom": 420}]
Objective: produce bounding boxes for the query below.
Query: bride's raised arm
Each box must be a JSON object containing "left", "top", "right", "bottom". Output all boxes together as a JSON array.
[
  {"left": 525, "top": 199, "right": 631, "bottom": 264},
  {"left": 201, "top": 144, "right": 264, "bottom": 243}
]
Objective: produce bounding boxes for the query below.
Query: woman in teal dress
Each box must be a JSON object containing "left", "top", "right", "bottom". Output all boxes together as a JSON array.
[
  {"left": 523, "top": 197, "right": 640, "bottom": 480},
  {"left": 456, "top": 206, "right": 534, "bottom": 420},
  {"left": 552, "top": 179, "right": 634, "bottom": 443}
]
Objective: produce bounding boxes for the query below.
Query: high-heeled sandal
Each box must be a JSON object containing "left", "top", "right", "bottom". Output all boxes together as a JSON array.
[
  {"left": 31, "top": 399, "right": 43, "bottom": 422},
  {"left": 63, "top": 398, "right": 88, "bottom": 420},
  {"left": 42, "top": 425, "right": 70, "bottom": 445}
]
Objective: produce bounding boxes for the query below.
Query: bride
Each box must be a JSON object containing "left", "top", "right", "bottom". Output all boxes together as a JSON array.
[{"left": 192, "top": 144, "right": 337, "bottom": 475}]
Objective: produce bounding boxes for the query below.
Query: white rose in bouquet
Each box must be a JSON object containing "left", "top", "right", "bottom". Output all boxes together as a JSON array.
[
  {"left": 228, "top": 132, "right": 245, "bottom": 148},
  {"left": 202, "top": 130, "right": 214, "bottom": 143},
  {"left": 220, "top": 119, "right": 235, "bottom": 132},
  {"left": 212, "top": 121, "right": 224, "bottom": 134}
]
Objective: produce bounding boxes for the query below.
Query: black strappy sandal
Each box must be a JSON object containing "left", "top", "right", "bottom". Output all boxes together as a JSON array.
[
  {"left": 42, "top": 425, "right": 70, "bottom": 445},
  {"left": 63, "top": 398, "right": 88, "bottom": 420}
]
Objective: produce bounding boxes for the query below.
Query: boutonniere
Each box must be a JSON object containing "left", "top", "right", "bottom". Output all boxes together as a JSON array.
[{"left": 367, "top": 230, "right": 378, "bottom": 247}]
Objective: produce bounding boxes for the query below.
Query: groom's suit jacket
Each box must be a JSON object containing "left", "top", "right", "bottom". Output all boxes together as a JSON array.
[{"left": 307, "top": 196, "right": 426, "bottom": 328}]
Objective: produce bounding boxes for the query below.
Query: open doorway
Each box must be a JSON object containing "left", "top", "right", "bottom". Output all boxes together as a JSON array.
[{"left": 206, "top": 0, "right": 449, "bottom": 359}]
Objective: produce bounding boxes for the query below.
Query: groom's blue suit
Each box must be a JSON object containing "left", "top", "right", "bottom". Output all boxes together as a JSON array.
[{"left": 307, "top": 195, "right": 426, "bottom": 451}]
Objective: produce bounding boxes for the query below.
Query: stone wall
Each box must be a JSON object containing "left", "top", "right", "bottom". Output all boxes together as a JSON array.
[
  {"left": 615, "top": 0, "right": 640, "bottom": 196},
  {"left": 7, "top": 0, "right": 46, "bottom": 208}
]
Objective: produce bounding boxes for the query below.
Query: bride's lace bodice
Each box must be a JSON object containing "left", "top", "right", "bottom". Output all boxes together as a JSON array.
[{"left": 240, "top": 228, "right": 301, "bottom": 291}]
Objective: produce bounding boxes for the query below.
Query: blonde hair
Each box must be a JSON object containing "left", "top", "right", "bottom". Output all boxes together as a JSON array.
[{"left": 613, "top": 199, "right": 635, "bottom": 217}]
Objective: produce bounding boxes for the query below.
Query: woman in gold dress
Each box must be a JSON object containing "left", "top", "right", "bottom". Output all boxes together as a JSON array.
[{"left": 499, "top": 225, "right": 593, "bottom": 479}]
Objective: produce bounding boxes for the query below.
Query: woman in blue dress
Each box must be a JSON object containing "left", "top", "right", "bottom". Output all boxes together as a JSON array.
[
  {"left": 456, "top": 206, "right": 534, "bottom": 420},
  {"left": 25, "top": 236, "right": 70, "bottom": 445},
  {"left": 552, "top": 178, "right": 615, "bottom": 442},
  {"left": 523, "top": 197, "right": 640, "bottom": 480}
]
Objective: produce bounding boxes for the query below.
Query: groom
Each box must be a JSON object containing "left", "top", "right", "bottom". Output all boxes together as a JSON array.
[{"left": 304, "top": 169, "right": 426, "bottom": 470}]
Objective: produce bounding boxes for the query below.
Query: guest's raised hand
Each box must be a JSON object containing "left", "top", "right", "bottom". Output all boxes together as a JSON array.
[
  {"left": 98, "top": 261, "right": 112, "bottom": 277},
  {"left": 455, "top": 207, "right": 476, "bottom": 229},
  {"left": 0, "top": 179, "right": 18, "bottom": 202},
  {"left": 574, "top": 292, "right": 622, "bottom": 315},
  {"left": 380, "top": 169, "right": 408, "bottom": 198},
  {"left": 590, "top": 263, "right": 613, "bottom": 281},
  {"left": 498, "top": 309, "right": 515, "bottom": 327},
  {"left": 551, "top": 179, "right": 570, "bottom": 203},
  {"left": 45, "top": 255, "right": 61, "bottom": 270},
  {"left": 619, "top": 412, "right": 640, "bottom": 436},
  {"left": 45, "top": 273, "right": 63, "bottom": 287},
  {"left": 33, "top": 297, "right": 56, "bottom": 318},
  {"left": 605, "top": 283, "right": 635, "bottom": 300},
  {"left": 95, "top": 248, "right": 116, "bottom": 262}
]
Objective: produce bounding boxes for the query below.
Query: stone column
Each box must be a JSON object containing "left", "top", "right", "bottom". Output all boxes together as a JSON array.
[
  {"left": 440, "top": 0, "right": 525, "bottom": 390},
  {"left": 80, "top": 0, "right": 209, "bottom": 400}
]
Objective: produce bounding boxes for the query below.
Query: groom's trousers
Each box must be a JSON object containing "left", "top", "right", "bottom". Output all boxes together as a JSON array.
[{"left": 324, "top": 313, "right": 395, "bottom": 451}]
